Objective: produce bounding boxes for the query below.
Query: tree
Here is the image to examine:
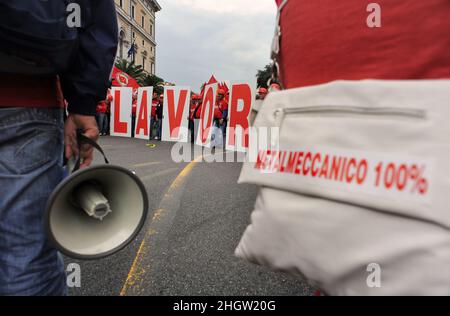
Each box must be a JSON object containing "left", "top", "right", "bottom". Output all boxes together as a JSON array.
[
  {"left": 143, "top": 74, "right": 165, "bottom": 94},
  {"left": 115, "top": 58, "right": 146, "bottom": 85},
  {"left": 115, "top": 58, "right": 169, "bottom": 93},
  {"left": 256, "top": 64, "right": 273, "bottom": 89}
]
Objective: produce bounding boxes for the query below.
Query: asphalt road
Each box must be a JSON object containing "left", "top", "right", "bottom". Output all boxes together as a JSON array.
[{"left": 66, "top": 136, "right": 313, "bottom": 296}]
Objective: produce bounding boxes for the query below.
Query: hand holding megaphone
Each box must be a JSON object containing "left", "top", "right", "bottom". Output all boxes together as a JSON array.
[
  {"left": 45, "top": 132, "right": 149, "bottom": 260},
  {"left": 64, "top": 114, "right": 99, "bottom": 169}
]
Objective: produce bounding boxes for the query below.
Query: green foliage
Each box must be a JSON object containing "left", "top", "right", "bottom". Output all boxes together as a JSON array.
[
  {"left": 115, "top": 58, "right": 146, "bottom": 85},
  {"left": 143, "top": 74, "right": 165, "bottom": 94},
  {"left": 256, "top": 64, "right": 273, "bottom": 89},
  {"left": 115, "top": 58, "right": 168, "bottom": 93}
]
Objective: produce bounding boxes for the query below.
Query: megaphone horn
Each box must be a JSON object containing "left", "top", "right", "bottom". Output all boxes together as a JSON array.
[{"left": 45, "top": 131, "right": 149, "bottom": 260}]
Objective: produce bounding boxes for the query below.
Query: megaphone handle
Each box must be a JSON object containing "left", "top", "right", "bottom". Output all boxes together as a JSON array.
[{"left": 72, "top": 130, "right": 110, "bottom": 173}]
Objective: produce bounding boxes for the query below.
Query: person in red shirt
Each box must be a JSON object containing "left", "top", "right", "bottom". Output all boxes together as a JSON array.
[
  {"left": 212, "top": 90, "right": 224, "bottom": 134},
  {"left": 150, "top": 92, "right": 159, "bottom": 140},
  {"left": 131, "top": 89, "right": 138, "bottom": 138},
  {"left": 216, "top": 89, "right": 229, "bottom": 137},
  {"left": 151, "top": 92, "right": 158, "bottom": 119},
  {"left": 269, "top": 83, "right": 281, "bottom": 93},
  {"left": 154, "top": 94, "right": 164, "bottom": 140},
  {"left": 251, "top": 87, "right": 269, "bottom": 125},
  {"left": 257, "top": 88, "right": 268, "bottom": 100},
  {"left": 217, "top": 89, "right": 229, "bottom": 113},
  {"left": 193, "top": 93, "right": 203, "bottom": 119},
  {"left": 105, "top": 87, "right": 113, "bottom": 135},
  {"left": 189, "top": 94, "right": 199, "bottom": 121},
  {"left": 189, "top": 94, "right": 202, "bottom": 143},
  {"left": 96, "top": 99, "right": 108, "bottom": 136}
]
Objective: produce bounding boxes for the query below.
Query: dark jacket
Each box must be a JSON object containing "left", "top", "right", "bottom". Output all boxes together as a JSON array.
[
  {"left": 59, "top": 0, "right": 119, "bottom": 116},
  {"left": 156, "top": 103, "right": 163, "bottom": 120},
  {"left": 0, "top": 1, "right": 119, "bottom": 115}
]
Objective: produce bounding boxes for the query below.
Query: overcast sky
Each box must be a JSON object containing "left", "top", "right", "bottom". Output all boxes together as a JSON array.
[{"left": 156, "top": 0, "right": 277, "bottom": 92}]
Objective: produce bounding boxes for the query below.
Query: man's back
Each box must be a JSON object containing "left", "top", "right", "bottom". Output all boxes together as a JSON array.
[{"left": 0, "top": 0, "right": 118, "bottom": 296}]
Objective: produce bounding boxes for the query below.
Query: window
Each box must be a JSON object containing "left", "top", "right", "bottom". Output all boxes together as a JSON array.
[
  {"left": 132, "top": 31, "right": 135, "bottom": 39},
  {"left": 141, "top": 16, "right": 145, "bottom": 28},
  {"left": 119, "top": 0, "right": 123, "bottom": 8},
  {"left": 150, "top": 23, "right": 153, "bottom": 37},
  {"left": 142, "top": 40, "right": 145, "bottom": 46},
  {"left": 151, "top": 62, "right": 155, "bottom": 74},
  {"left": 142, "top": 57, "right": 146, "bottom": 70},
  {"left": 119, "top": 29, "right": 126, "bottom": 58},
  {"left": 131, "top": 4, "right": 135, "bottom": 19}
]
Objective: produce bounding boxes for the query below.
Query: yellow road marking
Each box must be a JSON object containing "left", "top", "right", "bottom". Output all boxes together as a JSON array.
[
  {"left": 120, "top": 156, "right": 203, "bottom": 296},
  {"left": 132, "top": 161, "right": 161, "bottom": 168},
  {"left": 118, "top": 237, "right": 148, "bottom": 296},
  {"left": 140, "top": 168, "right": 179, "bottom": 182}
]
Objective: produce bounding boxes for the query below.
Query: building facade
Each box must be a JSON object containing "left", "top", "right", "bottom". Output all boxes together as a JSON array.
[{"left": 114, "top": 0, "right": 161, "bottom": 75}]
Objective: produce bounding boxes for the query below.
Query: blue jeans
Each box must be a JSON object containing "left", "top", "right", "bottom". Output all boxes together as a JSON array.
[
  {"left": 221, "top": 110, "right": 228, "bottom": 138},
  {"left": 97, "top": 113, "right": 108, "bottom": 135},
  {"left": 0, "top": 107, "right": 67, "bottom": 296},
  {"left": 155, "top": 119, "right": 162, "bottom": 139}
]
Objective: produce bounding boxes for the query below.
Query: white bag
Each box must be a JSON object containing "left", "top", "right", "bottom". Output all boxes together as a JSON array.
[{"left": 236, "top": 80, "right": 450, "bottom": 295}]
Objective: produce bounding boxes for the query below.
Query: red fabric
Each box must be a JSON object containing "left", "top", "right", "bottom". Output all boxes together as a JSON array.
[
  {"left": 151, "top": 100, "right": 158, "bottom": 118},
  {"left": 193, "top": 102, "right": 203, "bottom": 119},
  {"left": 218, "top": 99, "right": 228, "bottom": 112},
  {"left": 132, "top": 101, "right": 137, "bottom": 116},
  {"left": 200, "top": 75, "right": 219, "bottom": 96},
  {"left": 213, "top": 103, "right": 223, "bottom": 119},
  {"left": 96, "top": 101, "right": 107, "bottom": 114},
  {"left": 192, "top": 101, "right": 222, "bottom": 119},
  {"left": 111, "top": 67, "right": 141, "bottom": 89},
  {"left": 107, "top": 91, "right": 113, "bottom": 102},
  {"left": 276, "top": 0, "right": 450, "bottom": 89},
  {"left": 0, "top": 74, "right": 64, "bottom": 108},
  {"left": 189, "top": 102, "right": 199, "bottom": 120}
]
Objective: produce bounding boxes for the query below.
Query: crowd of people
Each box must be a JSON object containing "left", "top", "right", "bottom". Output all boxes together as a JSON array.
[
  {"left": 94, "top": 89, "right": 165, "bottom": 140},
  {"left": 188, "top": 88, "right": 229, "bottom": 144},
  {"left": 95, "top": 86, "right": 273, "bottom": 144}
]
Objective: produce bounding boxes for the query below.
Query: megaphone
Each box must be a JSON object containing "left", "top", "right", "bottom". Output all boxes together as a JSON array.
[{"left": 44, "top": 132, "right": 148, "bottom": 260}]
